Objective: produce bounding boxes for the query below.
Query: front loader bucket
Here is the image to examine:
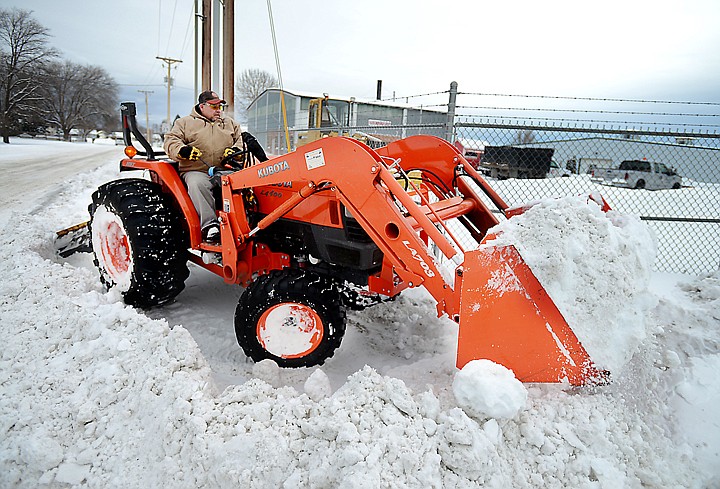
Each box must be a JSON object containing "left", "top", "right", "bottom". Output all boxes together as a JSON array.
[{"left": 458, "top": 244, "right": 609, "bottom": 386}]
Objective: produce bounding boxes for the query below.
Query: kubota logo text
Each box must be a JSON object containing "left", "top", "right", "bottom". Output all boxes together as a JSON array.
[
  {"left": 258, "top": 161, "right": 290, "bottom": 178},
  {"left": 402, "top": 240, "right": 435, "bottom": 277}
]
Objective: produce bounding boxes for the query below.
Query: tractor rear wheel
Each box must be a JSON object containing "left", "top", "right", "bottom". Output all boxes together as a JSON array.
[
  {"left": 235, "top": 269, "right": 346, "bottom": 367},
  {"left": 89, "top": 178, "right": 189, "bottom": 308}
]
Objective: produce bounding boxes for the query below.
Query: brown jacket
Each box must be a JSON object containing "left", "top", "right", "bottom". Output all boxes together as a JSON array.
[{"left": 163, "top": 105, "right": 244, "bottom": 173}]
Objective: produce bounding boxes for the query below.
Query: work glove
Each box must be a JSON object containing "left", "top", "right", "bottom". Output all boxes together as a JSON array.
[
  {"left": 178, "top": 145, "right": 202, "bottom": 160},
  {"left": 223, "top": 147, "right": 243, "bottom": 159}
]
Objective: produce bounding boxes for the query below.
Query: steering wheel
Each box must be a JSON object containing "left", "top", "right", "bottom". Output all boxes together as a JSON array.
[{"left": 221, "top": 147, "right": 249, "bottom": 169}]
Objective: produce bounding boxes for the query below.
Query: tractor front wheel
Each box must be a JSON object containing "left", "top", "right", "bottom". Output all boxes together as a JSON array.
[{"left": 235, "top": 269, "right": 346, "bottom": 367}]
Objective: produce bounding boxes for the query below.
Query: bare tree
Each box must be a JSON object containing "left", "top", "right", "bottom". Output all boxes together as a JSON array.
[
  {"left": 235, "top": 68, "right": 277, "bottom": 121},
  {"left": 41, "top": 60, "right": 118, "bottom": 141},
  {"left": 0, "top": 8, "right": 58, "bottom": 143}
]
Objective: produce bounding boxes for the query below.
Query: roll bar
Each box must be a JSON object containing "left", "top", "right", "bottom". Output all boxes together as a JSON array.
[{"left": 120, "top": 102, "right": 166, "bottom": 160}]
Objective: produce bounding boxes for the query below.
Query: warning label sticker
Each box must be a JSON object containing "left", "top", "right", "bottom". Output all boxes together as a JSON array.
[{"left": 305, "top": 148, "right": 326, "bottom": 170}]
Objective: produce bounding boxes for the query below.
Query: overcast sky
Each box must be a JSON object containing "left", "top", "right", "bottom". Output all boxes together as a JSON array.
[{"left": 10, "top": 0, "right": 720, "bottom": 127}]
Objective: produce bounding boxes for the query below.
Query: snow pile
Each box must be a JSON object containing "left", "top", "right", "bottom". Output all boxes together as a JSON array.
[
  {"left": 665, "top": 271, "right": 720, "bottom": 473},
  {"left": 0, "top": 141, "right": 718, "bottom": 488},
  {"left": 0, "top": 239, "right": 213, "bottom": 487},
  {"left": 0, "top": 207, "right": 706, "bottom": 488},
  {"left": 453, "top": 360, "right": 527, "bottom": 420},
  {"left": 486, "top": 195, "right": 657, "bottom": 373}
]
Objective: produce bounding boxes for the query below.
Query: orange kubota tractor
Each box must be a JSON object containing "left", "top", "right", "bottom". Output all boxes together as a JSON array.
[{"left": 61, "top": 102, "right": 610, "bottom": 385}]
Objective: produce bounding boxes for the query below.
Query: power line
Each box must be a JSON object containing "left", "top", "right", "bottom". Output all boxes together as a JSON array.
[
  {"left": 453, "top": 105, "right": 720, "bottom": 118},
  {"left": 459, "top": 92, "right": 720, "bottom": 107},
  {"left": 380, "top": 90, "right": 448, "bottom": 102},
  {"left": 156, "top": 1, "right": 162, "bottom": 56},
  {"left": 163, "top": 0, "right": 180, "bottom": 57},
  {"left": 378, "top": 89, "right": 720, "bottom": 108},
  {"left": 455, "top": 114, "right": 720, "bottom": 129},
  {"left": 267, "top": 0, "right": 291, "bottom": 151},
  {"left": 179, "top": 0, "right": 196, "bottom": 59}
]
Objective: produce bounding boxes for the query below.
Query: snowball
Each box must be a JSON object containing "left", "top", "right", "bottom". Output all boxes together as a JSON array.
[
  {"left": 252, "top": 359, "right": 281, "bottom": 386},
  {"left": 453, "top": 360, "right": 527, "bottom": 420},
  {"left": 304, "top": 368, "right": 332, "bottom": 401}
]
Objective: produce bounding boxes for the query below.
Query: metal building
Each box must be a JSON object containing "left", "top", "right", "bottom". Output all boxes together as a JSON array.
[{"left": 246, "top": 88, "right": 446, "bottom": 154}]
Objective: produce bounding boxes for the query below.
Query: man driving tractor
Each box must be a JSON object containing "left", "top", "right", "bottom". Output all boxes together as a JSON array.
[{"left": 163, "top": 90, "right": 268, "bottom": 242}]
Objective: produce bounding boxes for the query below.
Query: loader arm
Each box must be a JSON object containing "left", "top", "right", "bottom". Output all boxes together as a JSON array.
[{"left": 221, "top": 136, "right": 503, "bottom": 319}]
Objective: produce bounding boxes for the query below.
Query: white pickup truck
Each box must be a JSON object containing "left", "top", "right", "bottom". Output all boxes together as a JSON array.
[{"left": 591, "top": 159, "right": 682, "bottom": 190}]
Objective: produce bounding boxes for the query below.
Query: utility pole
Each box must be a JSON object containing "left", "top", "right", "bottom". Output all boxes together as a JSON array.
[
  {"left": 202, "top": 0, "right": 212, "bottom": 90},
  {"left": 137, "top": 90, "right": 154, "bottom": 143},
  {"left": 213, "top": 0, "right": 221, "bottom": 91},
  {"left": 194, "top": 0, "right": 200, "bottom": 96},
  {"left": 223, "top": 0, "right": 235, "bottom": 117},
  {"left": 156, "top": 56, "right": 183, "bottom": 132}
]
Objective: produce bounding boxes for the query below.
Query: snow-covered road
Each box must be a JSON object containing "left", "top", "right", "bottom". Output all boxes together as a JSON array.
[{"left": 0, "top": 139, "right": 119, "bottom": 224}]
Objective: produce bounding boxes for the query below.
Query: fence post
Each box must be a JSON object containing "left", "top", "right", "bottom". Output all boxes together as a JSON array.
[{"left": 445, "top": 81, "right": 458, "bottom": 143}]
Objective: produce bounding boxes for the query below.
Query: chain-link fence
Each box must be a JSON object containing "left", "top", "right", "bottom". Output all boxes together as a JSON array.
[{"left": 454, "top": 122, "right": 720, "bottom": 275}]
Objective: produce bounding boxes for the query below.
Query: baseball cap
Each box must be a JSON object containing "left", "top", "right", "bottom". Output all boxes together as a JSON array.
[{"left": 198, "top": 90, "right": 226, "bottom": 105}]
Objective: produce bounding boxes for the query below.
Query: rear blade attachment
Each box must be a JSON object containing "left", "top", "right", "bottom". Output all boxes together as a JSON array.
[
  {"left": 55, "top": 221, "right": 92, "bottom": 258},
  {"left": 458, "top": 243, "right": 609, "bottom": 386}
]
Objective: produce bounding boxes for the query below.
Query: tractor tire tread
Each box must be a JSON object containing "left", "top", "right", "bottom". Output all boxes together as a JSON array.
[
  {"left": 235, "top": 269, "right": 346, "bottom": 367},
  {"left": 89, "top": 178, "right": 189, "bottom": 308}
]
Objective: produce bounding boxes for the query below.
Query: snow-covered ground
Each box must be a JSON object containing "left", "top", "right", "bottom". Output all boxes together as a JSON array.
[{"left": 1, "top": 138, "right": 718, "bottom": 488}]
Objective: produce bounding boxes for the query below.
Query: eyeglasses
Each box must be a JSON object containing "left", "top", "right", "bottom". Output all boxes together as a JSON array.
[{"left": 205, "top": 102, "right": 225, "bottom": 110}]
